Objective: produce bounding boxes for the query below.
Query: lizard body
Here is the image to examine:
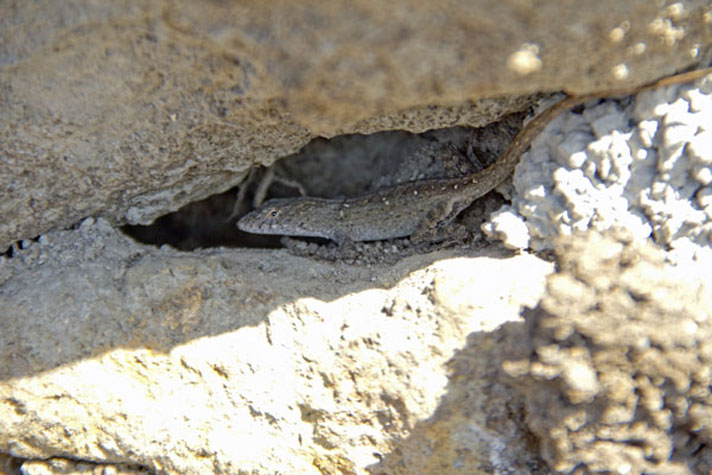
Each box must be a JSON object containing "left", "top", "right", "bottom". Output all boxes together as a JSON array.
[{"left": 238, "top": 68, "right": 711, "bottom": 244}]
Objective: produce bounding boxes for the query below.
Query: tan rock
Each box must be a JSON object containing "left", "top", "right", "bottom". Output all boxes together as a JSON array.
[{"left": 0, "top": 219, "right": 553, "bottom": 473}]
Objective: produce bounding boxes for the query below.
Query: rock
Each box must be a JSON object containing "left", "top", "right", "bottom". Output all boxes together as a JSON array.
[
  {"left": 0, "top": 219, "right": 553, "bottom": 473},
  {"left": 3, "top": 2, "right": 712, "bottom": 473},
  {"left": 503, "top": 230, "right": 712, "bottom": 473},
  {"left": 489, "top": 73, "right": 712, "bottom": 262},
  {"left": 2, "top": 0, "right": 710, "bottom": 249}
]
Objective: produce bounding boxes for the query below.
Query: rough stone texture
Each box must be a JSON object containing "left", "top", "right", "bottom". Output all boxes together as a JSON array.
[
  {"left": 2, "top": 0, "right": 711, "bottom": 250},
  {"left": 3, "top": 2, "right": 712, "bottom": 473},
  {"left": 0, "top": 219, "right": 553, "bottom": 474},
  {"left": 484, "top": 71, "right": 712, "bottom": 264},
  {"left": 502, "top": 230, "right": 712, "bottom": 474}
]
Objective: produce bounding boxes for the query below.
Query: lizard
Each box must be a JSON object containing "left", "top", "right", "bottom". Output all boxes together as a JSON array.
[{"left": 237, "top": 67, "right": 712, "bottom": 246}]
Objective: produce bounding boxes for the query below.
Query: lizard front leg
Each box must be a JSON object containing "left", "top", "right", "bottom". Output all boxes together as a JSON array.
[{"left": 410, "top": 196, "right": 473, "bottom": 245}]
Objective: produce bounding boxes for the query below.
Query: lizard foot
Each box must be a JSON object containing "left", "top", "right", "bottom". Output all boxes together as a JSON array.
[
  {"left": 410, "top": 222, "right": 470, "bottom": 248},
  {"left": 281, "top": 236, "right": 360, "bottom": 261}
]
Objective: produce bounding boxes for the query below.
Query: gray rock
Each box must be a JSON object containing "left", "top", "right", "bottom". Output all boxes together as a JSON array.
[
  {"left": 3, "top": 2, "right": 712, "bottom": 473},
  {"left": 2, "top": 0, "right": 710, "bottom": 249},
  {"left": 485, "top": 72, "right": 712, "bottom": 263}
]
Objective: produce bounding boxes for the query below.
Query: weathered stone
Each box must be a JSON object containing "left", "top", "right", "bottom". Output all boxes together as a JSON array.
[
  {"left": 3, "top": 2, "right": 712, "bottom": 473},
  {"left": 0, "top": 219, "right": 553, "bottom": 473},
  {"left": 503, "top": 230, "right": 712, "bottom": 473},
  {"left": 2, "top": 0, "right": 710, "bottom": 249}
]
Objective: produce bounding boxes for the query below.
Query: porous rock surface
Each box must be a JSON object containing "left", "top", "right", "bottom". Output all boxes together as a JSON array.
[
  {"left": 0, "top": 219, "right": 552, "bottom": 473},
  {"left": 503, "top": 230, "right": 712, "bottom": 474},
  {"left": 4, "top": 224, "right": 710, "bottom": 473},
  {"left": 485, "top": 71, "right": 712, "bottom": 262},
  {"left": 2, "top": 0, "right": 711, "bottom": 249}
]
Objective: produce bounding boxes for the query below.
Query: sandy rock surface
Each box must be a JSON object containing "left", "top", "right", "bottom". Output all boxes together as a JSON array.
[
  {"left": 0, "top": 219, "right": 552, "bottom": 473},
  {"left": 503, "top": 230, "right": 712, "bottom": 474},
  {"left": 4, "top": 225, "right": 711, "bottom": 473}
]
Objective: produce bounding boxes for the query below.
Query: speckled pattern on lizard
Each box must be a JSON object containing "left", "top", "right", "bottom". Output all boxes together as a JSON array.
[{"left": 238, "top": 68, "right": 712, "bottom": 246}]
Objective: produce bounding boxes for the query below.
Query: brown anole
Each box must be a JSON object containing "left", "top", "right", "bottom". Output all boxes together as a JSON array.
[{"left": 238, "top": 68, "right": 712, "bottom": 245}]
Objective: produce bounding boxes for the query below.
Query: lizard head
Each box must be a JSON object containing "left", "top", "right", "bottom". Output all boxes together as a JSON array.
[{"left": 236, "top": 197, "right": 333, "bottom": 238}]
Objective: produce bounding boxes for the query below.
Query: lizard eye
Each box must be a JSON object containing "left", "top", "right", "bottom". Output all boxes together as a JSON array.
[{"left": 268, "top": 209, "right": 280, "bottom": 218}]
